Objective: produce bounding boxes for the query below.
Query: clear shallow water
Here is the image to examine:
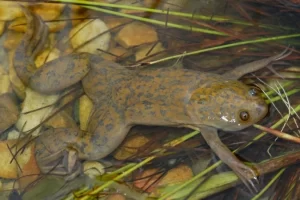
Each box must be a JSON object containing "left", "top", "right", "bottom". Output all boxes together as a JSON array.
[{"left": 0, "top": 1, "right": 299, "bottom": 200}]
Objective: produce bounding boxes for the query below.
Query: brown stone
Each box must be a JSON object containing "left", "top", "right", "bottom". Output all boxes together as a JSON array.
[
  {"left": 69, "top": 19, "right": 111, "bottom": 54},
  {"left": 4, "top": 31, "right": 23, "bottom": 51},
  {"left": 17, "top": 143, "right": 40, "bottom": 190},
  {"left": 119, "top": 0, "right": 144, "bottom": 14},
  {"left": 115, "top": 22, "right": 158, "bottom": 48},
  {"left": 0, "top": 21, "right": 5, "bottom": 36},
  {"left": 0, "top": 94, "right": 19, "bottom": 134},
  {"left": 35, "top": 48, "right": 61, "bottom": 68},
  {"left": 46, "top": 20, "right": 67, "bottom": 33},
  {"left": 0, "top": 140, "right": 19, "bottom": 179},
  {"left": 135, "top": 42, "right": 165, "bottom": 62},
  {"left": 69, "top": 7, "right": 90, "bottom": 27},
  {"left": 134, "top": 164, "right": 193, "bottom": 192},
  {"left": 79, "top": 95, "right": 93, "bottom": 131},
  {"left": 102, "top": 46, "right": 132, "bottom": 61},
  {"left": 159, "top": 164, "right": 193, "bottom": 185},
  {"left": 29, "top": 3, "right": 65, "bottom": 21},
  {"left": 103, "top": 17, "right": 132, "bottom": 32},
  {"left": 144, "top": 0, "right": 188, "bottom": 10},
  {"left": 114, "top": 135, "right": 149, "bottom": 160},
  {"left": 0, "top": 74, "right": 12, "bottom": 95},
  {"left": 106, "top": 194, "right": 126, "bottom": 200},
  {"left": 9, "top": 16, "right": 67, "bottom": 33},
  {"left": 8, "top": 17, "right": 27, "bottom": 32},
  {"left": 0, "top": 1, "right": 24, "bottom": 21},
  {"left": 45, "top": 110, "right": 77, "bottom": 129}
]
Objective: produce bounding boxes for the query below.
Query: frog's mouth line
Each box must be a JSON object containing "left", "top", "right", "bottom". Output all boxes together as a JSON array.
[
  {"left": 183, "top": 123, "right": 239, "bottom": 132},
  {"left": 185, "top": 113, "right": 247, "bottom": 132},
  {"left": 258, "top": 104, "right": 273, "bottom": 126}
]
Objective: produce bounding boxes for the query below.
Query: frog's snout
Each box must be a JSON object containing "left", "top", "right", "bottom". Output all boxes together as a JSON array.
[{"left": 253, "top": 100, "right": 269, "bottom": 122}]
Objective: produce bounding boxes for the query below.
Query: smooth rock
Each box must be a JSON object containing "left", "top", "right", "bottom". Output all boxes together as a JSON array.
[
  {"left": 70, "top": 19, "right": 111, "bottom": 54},
  {"left": 0, "top": 2, "right": 24, "bottom": 20},
  {"left": 115, "top": 22, "right": 158, "bottom": 48}
]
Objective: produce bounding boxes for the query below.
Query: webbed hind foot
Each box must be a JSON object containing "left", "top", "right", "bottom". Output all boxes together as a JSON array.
[
  {"left": 14, "top": 6, "right": 49, "bottom": 85},
  {"left": 37, "top": 148, "right": 82, "bottom": 181}
]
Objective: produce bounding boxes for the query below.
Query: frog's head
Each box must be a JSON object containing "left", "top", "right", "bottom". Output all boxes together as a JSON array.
[{"left": 187, "top": 80, "right": 268, "bottom": 131}]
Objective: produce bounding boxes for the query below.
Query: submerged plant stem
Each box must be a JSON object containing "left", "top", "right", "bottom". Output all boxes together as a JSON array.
[
  {"left": 83, "top": 6, "right": 227, "bottom": 35},
  {"left": 51, "top": 0, "right": 293, "bottom": 30},
  {"left": 253, "top": 124, "right": 300, "bottom": 143},
  {"left": 76, "top": 130, "right": 200, "bottom": 200},
  {"left": 160, "top": 104, "right": 300, "bottom": 199},
  {"left": 267, "top": 89, "right": 300, "bottom": 103},
  {"left": 251, "top": 104, "right": 300, "bottom": 144},
  {"left": 149, "top": 34, "right": 300, "bottom": 65},
  {"left": 251, "top": 168, "right": 286, "bottom": 200}
]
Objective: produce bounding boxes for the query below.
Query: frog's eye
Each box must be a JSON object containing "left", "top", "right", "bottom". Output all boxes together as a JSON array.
[
  {"left": 240, "top": 111, "right": 249, "bottom": 121},
  {"left": 248, "top": 87, "right": 261, "bottom": 96}
]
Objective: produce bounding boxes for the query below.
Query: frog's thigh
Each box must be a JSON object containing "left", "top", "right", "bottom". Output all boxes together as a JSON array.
[
  {"left": 80, "top": 106, "right": 130, "bottom": 160},
  {"left": 29, "top": 53, "right": 92, "bottom": 94}
]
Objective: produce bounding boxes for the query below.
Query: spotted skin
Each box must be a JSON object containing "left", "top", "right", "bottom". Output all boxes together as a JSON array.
[{"left": 14, "top": 8, "right": 290, "bottom": 188}]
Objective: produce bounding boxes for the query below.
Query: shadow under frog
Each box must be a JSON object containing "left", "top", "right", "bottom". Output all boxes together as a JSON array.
[{"left": 13, "top": 7, "right": 291, "bottom": 190}]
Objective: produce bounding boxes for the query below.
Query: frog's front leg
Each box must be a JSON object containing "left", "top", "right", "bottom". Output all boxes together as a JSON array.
[
  {"left": 223, "top": 48, "right": 292, "bottom": 80},
  {"left": 200, "top": 126, "right": 258, "bottom": 193}
]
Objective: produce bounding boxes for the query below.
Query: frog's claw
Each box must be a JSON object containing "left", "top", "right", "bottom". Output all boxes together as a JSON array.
[
  {"left": 230, "top": 160, "right": 259, "bottom": 194},
  {"left": 223, "top": 47, "right": 293, "bottom": 80},
  {"left": 35, "top": 128, "right": 84, "bottom": 180},
  {"left": 37, "top": 148, "right": 82, "bottom": 181},
  {"left": 200, "top": 126, "right": 259, "bottom": 193},
  {"left": 14, "top": 5, "right": 49, "bottom": 85}
]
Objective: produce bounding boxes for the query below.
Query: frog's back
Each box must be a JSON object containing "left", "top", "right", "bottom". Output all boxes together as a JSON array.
[
  {"left": 83, "top": 61, "right": 225, "bottom": 107},
  {"left": 105, "top": 65, "right": 226, "bottom": 110},
  {"left": 82, "top": 57, "right": 133, "bottom": 103},
  {"left": 134, "top": 65, "right": 223, "bottom": 86}
]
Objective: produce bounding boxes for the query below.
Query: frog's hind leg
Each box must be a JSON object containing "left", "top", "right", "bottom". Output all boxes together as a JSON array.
[
  {"left": 223, "top": 48, "right": 292, "bottom": 80},
  {"left": 35, "top": 128, "right": 83, "bottom": 180},
  {"left": 22, "top": 7, "right": 48, "bottom": 58},
  {"left": 29, "top": 52, "right": 92, "bottom": 94},
  {"left": 35, "top": 106, "right": 129, "bottom": 180},
  {"left": 13, "top": 6, "right": 49, "bottom": 85},
  {"left": 14, "top": 7, "right": 92, "bottom": 95},
  {"left": 37, "top": 106, "right": 130, "bottom": 161},
  {"left": 38, "top": 150, "right": 82, "bottom": 181}
]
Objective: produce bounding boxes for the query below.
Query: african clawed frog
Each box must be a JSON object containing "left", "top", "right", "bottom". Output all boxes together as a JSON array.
[{"left": 13, "top": 8, "right": 291, "bottom": 189}]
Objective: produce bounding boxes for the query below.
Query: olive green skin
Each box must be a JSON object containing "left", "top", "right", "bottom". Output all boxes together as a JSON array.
[
  {"left": 33, "top": 63, "right": 268, "bottom": 160},
  {"left": 14, "top": 7, "right": 289, "bottom": 185}
]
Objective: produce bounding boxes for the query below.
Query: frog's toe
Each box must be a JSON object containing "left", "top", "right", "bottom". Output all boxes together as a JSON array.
[
  {"left": 62, "top": 149, "right": 81, "bottom": 175},
  {"left": 232, "top": 162, "right": 259, "bottom": 194},
  {"left": 30, "top": 16, "right": 49, "bottom": 58},
  {"left": 22, "top": 6, "right": 49, "bottom": 59},
  {"left": 273, "top": 46, "right": 293, "bottom": 61},
  {"left": 64, "top": 162, "right": 82, "bottom": 181},
  {"left": 38, "top": 148, "right": 82, "bottom": 181}
]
